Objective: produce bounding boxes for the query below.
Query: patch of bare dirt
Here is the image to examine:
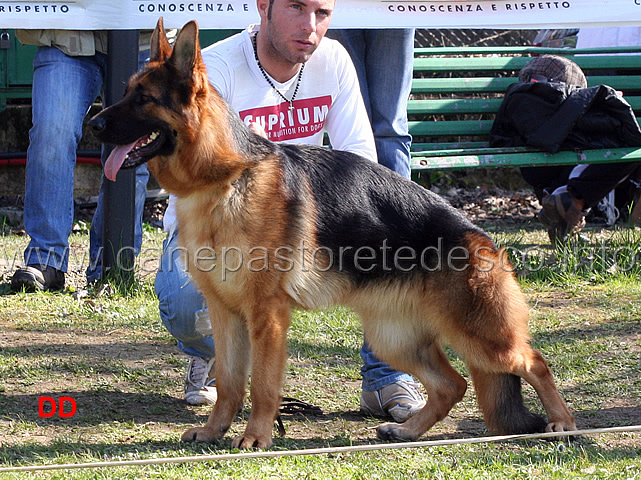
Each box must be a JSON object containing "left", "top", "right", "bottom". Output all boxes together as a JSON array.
[
  {"left": 2, "top": 315, "right": 640, "bottom": 450},
  {"left": 430, "top": 186, "right": 541, "bottom": 225}
]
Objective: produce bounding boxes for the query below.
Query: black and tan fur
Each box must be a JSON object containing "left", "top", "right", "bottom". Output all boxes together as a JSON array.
[{"left": 89, "top": 19, "right": 576, "bottom": 449}]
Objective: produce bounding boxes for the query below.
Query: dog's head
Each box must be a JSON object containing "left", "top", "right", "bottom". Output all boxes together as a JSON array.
[{"left": 89, "top": 18, "right": 216, "bottom": 186}]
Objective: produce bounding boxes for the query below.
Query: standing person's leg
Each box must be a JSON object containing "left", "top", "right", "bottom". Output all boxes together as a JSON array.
[
  {"left": 362, "top": 28, "right": 414, "bottom": 179},
  {"left": 87, "top": 34, "right": 153, "bottom": 284},
  {"left": 327, "top": 29, "right": 413, "bottom": 178},
  {"left": 12, "top": 47, "right": 106, "bottom": 292}
]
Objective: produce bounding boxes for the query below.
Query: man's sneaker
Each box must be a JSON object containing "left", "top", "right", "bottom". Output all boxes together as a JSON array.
[
  {"left": 184, "top": 356, "right": 217, "bottom": 406},
  {"left": 360, "top": 380, "right": 426, "bottom": 423},
  {"left": 11, "top": 265, "right": 65, "bottom": 292},
  {"left": 540, "top": 191, "right": 587, "bottom": 244}
]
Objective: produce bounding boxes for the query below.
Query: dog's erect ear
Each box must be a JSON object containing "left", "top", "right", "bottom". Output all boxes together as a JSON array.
[
  {"left": 169, "top": 20, "right": 202, "bottom": 77},
  {"left": 150, "top": 17, "right": 172, "bottom": 62}
]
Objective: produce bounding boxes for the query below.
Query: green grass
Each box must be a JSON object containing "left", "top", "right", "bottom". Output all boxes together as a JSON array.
[
  {"left": 0, "top": 442, "right": 639, "bottom": 479},
  {"left": 494, "top": 225, "right": 641, "bottom": 285},
  {"left": 0, "top": 224, "right": 640, "bottom": 478}
]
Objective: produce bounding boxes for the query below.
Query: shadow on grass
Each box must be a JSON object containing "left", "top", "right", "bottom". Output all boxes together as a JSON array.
[
  {"left": 0, "top": 390, "right": 204, "bottom": 427},
  {"left": 287, "top": 338, "right": 360, "bottom": 364},
  {"left": 1, "top": 340, "right": 178, "bottom": 364},
  {"left": 532, "top": 320, "right": 640, "bottom": 346},
  {"left": 576, "top": 405, "right": 641, "bottom": 430}
]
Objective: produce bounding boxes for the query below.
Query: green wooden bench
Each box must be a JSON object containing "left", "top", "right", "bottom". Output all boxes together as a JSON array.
[{"left": 408, "top": 46, "right": 641, "bottom": 173}]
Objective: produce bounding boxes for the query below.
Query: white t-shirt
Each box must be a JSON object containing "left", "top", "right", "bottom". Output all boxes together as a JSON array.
[{"left": 163, "top": 25, "right": 376, "bottom": 232}]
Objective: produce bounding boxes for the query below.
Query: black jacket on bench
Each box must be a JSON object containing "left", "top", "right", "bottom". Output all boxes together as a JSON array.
[
  {"left": 490, "top": 81, "right": 641, "bottom": 208},
  {"left": 489, "top": 81, "right": 641, "bottom": 153}
]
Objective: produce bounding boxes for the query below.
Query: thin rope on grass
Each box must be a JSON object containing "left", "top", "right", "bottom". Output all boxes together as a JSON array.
[{"left": 0, "top": 425, "right": 639, "bottom": 473}]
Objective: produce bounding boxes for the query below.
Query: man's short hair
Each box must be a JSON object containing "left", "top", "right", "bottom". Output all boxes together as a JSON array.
[{"left": 518, "top": 55, "right": 588, "bottom": 88}]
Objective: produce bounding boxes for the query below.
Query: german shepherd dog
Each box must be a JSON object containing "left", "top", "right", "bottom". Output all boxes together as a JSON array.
[{"left": 89, "top": 19, "right": 576, "bottom": 449}]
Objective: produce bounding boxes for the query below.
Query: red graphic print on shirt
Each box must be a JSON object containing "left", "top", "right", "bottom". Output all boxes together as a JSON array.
[{"left": 239, "top": 95, "right": 333, "bottom": 141}]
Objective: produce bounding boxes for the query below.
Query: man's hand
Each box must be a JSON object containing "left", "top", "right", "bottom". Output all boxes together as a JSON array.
[{"left": 249, "top": 122, "right": 268, "bottom": 138}]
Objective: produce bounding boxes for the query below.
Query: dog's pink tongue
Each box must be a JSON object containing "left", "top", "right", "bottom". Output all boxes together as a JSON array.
[{"left": 104, "top": 141, "right": 138, "bottom": 181}]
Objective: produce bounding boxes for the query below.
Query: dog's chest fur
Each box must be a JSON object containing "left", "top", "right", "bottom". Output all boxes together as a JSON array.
[{"left": 174, "top": 174, "right": 347, "bottom": 314}]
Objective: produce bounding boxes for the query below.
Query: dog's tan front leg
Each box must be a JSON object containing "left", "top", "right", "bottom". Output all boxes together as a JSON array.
[
  {"left": 182, "top": 309, "right": 250, "bottom": 444},
  {"left": 231, "top": 298, "right": 291, "bottom": 449}
]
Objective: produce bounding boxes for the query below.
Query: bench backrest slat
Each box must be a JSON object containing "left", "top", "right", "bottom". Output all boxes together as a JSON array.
[
  {"left": 411, "top": 76, "right": 641, "bottom": 95},
  {"left": 409, "top": 116, "right": 641, "bottom": 138},
  {"left": 411, "top": 146, "right": 641, "bottom": 170},
  {"left": 408, "top": 95, "right": 641, "bottom": 116},
  {"left": 414, "top": 55, "right": 641, "bottom": 73}
]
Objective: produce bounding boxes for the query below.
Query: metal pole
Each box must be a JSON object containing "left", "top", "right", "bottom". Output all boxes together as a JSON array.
[{"left": 101, "top": 30, "right": 139, "bottom": 285}]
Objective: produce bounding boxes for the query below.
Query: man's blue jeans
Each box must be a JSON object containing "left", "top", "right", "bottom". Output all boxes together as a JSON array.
[
  {"left": 24, "top": 47, "right": 107, "bottom": 271},
  {"left": 23, "top": 46, "right": 148, "bottom": 279},
  {"left": 327, "top": 29, "right": 414, "bottom": 179},
  {"left": 327, "top": 29, "right": 415, "bottom": 391}
]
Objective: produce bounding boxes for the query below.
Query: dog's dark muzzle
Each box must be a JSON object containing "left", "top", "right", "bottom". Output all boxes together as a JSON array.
[{"left": 88, "top": 116, "right": 107, "bottom": 138}]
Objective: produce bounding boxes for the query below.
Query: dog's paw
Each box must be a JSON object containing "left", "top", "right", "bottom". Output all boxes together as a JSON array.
[
  {"left": 376, "top": 422, "right": 419, "bottom": 442},
  {"left": 231, "top": 433, "right": 272, "bottom": 450},
  {"left": 545, "top": 421, "right": 576, "bottom": 432},
  {"left": 545, "top": 418, "right": 578, "bottom": 440},
  {"left": 181, "top": 426, "right": 222, "bottom": 443}
]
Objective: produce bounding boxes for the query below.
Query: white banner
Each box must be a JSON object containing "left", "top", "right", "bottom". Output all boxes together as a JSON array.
[{"left": 0, "top": 0, "right": 640, "bottom": 29}]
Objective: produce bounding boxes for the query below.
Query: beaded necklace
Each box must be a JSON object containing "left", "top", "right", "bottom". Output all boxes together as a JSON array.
[{"left": 252, "top": 32, "right": 304, "bottom": 111}]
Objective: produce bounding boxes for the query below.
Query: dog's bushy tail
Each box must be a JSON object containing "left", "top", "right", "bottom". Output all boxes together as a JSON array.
[{"left": 470, "top": 369, "right": 547, "bottom": 434}]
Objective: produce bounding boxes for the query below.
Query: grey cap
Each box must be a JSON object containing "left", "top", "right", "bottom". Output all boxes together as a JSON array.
[{"left": 518, "top": 55, "right": 588, "bottom": 88}]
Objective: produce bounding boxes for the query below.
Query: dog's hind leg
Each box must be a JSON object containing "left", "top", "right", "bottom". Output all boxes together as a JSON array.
[
  {"left": 182, "top": 307, "right": 251, "bottom": 444},
  {"left": 468, "top": 366, "right": 547, "bottom": 434},
  {"left": 231, "top": 295, "right": 292, "bottom": 449},
  {"left": 458, "top": 237, "right": 575, "bottom": 435},
  {"left": 461, "top": 274, "right": 575, "bottom": 434},
  {"left": 375, "top": 341, "right": 468, "bottom": 442},
  {"left": 512, "top": 348, "right": 576, "bottom": 433},
  {"left": 469, "top": 347, "right": 576, "bottom": 435}
]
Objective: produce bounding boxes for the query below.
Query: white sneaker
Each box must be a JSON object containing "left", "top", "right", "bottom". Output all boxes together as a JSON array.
[
  {"left": 184, "top": 356, "right": 217, "bottom": 406},
  {"left": 360, "top": 380, "right": 426, "bottom": 423}
]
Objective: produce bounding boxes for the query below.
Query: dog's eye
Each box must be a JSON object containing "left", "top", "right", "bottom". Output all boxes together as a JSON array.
[{"left": 135, "top": 93, "right": 151, "bottom": 106}]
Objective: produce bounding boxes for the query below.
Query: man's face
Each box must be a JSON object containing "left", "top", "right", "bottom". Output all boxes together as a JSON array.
[{"left": 258, "top": 0, "right": 335, "bottom": 65}]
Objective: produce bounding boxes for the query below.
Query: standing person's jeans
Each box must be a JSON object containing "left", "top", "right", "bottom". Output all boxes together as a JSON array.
[
  {"left": 22, "top": 46, "right": 149, "bottom": 281},
  {"left": 23, "top": 47, "right": 107, "bottom": 272},
  {"left": 327, "top": 29, "right": 416, "bottom": 392},
  {"left": 327, "top": 29, "right": 414, "bottom": 179}
]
